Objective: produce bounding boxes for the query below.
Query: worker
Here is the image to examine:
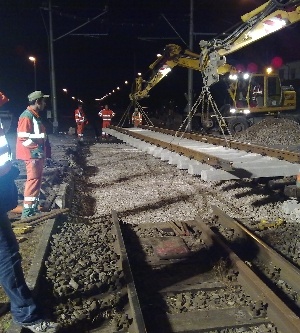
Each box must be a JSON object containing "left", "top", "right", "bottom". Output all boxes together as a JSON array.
[
  {"left": 166, "top": 107, "right": 174, "bottom": 129},
  {"left": 16, "top": 91, "right": 51, "bottom": 219},
  {"left": 98, "top": 104, "right": 115, "bottom": 138},
  {"left": 0, "top": 104, "right": 59, "bottom": 332},
  {"left": 132, "top": 108, "right": 142, "bottom": 127},
  {"left": 74, "top": 103, "right": 87, "bottom": 141},
  {"left": 252, "top": 81, "right": 264, "bottom": 107}
]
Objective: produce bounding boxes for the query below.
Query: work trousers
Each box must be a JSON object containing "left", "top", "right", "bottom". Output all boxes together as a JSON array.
[
  {"left": 133, "top": 119, "right": 142, "bottom": 127},
  {"left": 0, "top": 213, "right": 40, "bottom": 324},
  {"left": 76, "top": 122, "right": 85, "bottom": 138},
  {"left": 24, "top": 159, "right": 44, "bottom": 207},
  {"left": 102, "top": 120, "right": 111, "bottom": 137}
]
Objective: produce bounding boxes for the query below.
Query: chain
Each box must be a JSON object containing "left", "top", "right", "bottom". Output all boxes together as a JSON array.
[
  {"left": 117, "top": 102, "right": 132, "bottom": 127},
  {"left": 135, "top": 102, "right": 154, "bottom": 127}
]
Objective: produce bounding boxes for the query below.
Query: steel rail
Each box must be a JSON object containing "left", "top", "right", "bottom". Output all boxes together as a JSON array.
[
  {"left": 211, "top": 205, "right": 300, "bottom": 301},
  {"left": 138, "top": 125, "right": 300, "bottom": 163},
  {"left": 110, "top": 126, "right": 233, "bottom": 170},
  {"left": 111, "top": 210, "right": 147, "bottom": 333},
  {"left": 194, "top": 213, "right": 300, "bottom": 333}
]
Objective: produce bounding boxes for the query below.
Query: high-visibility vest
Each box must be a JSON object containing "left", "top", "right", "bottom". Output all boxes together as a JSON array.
[
  {"left": 132, "top": 112, "right": 142, "bottom": 125},
  {"left": 98, "top": 109, "right": 115, "bottom": 121},
  {"left": 0, "top": 120, "right": 12, "bottom": 177},
  {"left": 16, "top": 108, "right": 47, "bottom": 160},
  {"left": 74, "top": 108, "right": 86, "bottom": 123}
]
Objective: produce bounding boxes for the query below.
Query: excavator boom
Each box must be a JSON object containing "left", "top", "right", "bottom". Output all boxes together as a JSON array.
[
  {"left": 200, "top": 0, "right": 300, "bottom": 85},
  {"left": 130, "top": 0, "right": 300, "bottom": 100}
]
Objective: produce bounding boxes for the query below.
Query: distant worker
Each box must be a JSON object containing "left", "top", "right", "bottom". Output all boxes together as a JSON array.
[
  {"left": 98, "top": 104, "right": 115, "bottom": 138},
  {"left": 74, "top": 103, "right": 87, "bottom": 141},
  {"left": 252, "top": 82, "right": 263, "bottom": 107},
  {"left": 16, "top": 91, "right": 51, "bottom": 219},
  {"left": 86, "top": 106, "right": 101, "bottom": 142},
  {"left": 132, "top": 108, "right": 142, "bottom": 127},
  {"left": 166, "top": 107, "right": 174, "bottom": 129}
]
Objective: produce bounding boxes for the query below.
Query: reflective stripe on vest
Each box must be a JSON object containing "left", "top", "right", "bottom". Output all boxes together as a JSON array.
[
  {"left": 17, "top": 117, "right": 45, "bottom": 147},
  {"left": 0, "top": 121, "right": 11, "bottom": 167}
]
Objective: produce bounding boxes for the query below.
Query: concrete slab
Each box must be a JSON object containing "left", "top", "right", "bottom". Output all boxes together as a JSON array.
[
  {"left": 161, "top": 149, "right": 173, "bottom": 161},
  {"left": 139, "top": 142, "right": 151, "bottom": 152},
  {"left": 153, "top": 147, "right": 164, "bottom": 158},
  {"left": 188, "top": 162, "right": 214, "bottom": 176},
  {"left": 137, "top": 141, "right": 149, "bottom": 151},
  {"left": 177, "top": 156, "right": 190, "bottom": 170},
  {"left": 201, "top": 168, "right": 240, "bottom": 182},
  {"left": 146, "top": 145, "right": 157, "bottom": 154},
  {"left": 168, "top": 152, "right": 181, "bottom": 165}
]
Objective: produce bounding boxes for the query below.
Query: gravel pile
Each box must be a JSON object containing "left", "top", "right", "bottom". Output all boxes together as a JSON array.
[{"left": 233, "top": 118, "right": 300, "bottom": 147}]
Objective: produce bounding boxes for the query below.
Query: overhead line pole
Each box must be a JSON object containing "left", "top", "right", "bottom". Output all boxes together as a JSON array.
[
  {"left": 46, "top": 4, "right": 107, "bottom": 134},
  {"left": 49, "top": 0, "right": 58, "bottom": 133},
  {"left": 187, "top": 0, "right": 194, "bottom": 132}
]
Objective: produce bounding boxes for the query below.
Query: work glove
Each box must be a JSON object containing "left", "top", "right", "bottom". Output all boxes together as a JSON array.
[{"left": 30, "top": 146, "right": 44, "bottom": 159}]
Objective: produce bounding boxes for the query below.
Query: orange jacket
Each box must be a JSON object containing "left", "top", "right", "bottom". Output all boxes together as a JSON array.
[
  {"left": 132, "top": 111, "right": 142, "bottom": 123},
  {"left": 16, "top": 107, "right": 48, "bottom": 160},
  {"left": 74, "top": 108, "right": 86, "bottom": 123},
  {"left": 98, "top": 108, "right": 115, "bottom": 122}
]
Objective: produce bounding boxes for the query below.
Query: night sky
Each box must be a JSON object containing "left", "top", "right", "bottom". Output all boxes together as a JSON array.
[{"left": 1, "top": 0, "right": 300, "bottom": 123}]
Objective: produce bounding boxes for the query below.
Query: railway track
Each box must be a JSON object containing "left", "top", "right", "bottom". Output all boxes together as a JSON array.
[
  {"left": 8, "top": 204, "right": 300, "bottom": 333},
  {"left": 112, "top": 208, "right": 300, "bottom": 333},
  {"left": 4, "top": 133, "right": 300, "bottom": 332},
  {"left": 107, "top": 125, "right": 300, "bottom": 182}
]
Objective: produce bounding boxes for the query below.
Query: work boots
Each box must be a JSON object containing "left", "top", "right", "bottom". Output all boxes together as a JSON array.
[
  {"left": 21, "top": 202, "right": 39, "bottom": 219},
  {"left": 21, "top": 207, "right": 36, "bottom": 219}
]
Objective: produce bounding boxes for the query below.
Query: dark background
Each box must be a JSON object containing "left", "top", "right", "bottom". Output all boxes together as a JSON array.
[{"left": 1, "top": 0, "right": 300, "bottom": 131}]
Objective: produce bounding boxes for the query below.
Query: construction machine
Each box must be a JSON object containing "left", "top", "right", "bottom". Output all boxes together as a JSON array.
[
  {"left": 215, "top": 72, "right": 297, "bottom": 133},
  {"left": 130, "top": 0, "right": 300, "bottom": 134}
]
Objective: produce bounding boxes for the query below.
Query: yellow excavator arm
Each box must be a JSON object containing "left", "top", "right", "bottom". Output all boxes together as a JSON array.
[
  {"left": 200, "top": 0, "right": 300, "bottom": 85},
  {"left": 130, "top": 44, "right": 201, "bottom": 101},
  {"left": 129, "top": 44, "right": 235, "bottom": 101},
  {"left": 130, "top": 0, "right": 300, "bottom": 101}
]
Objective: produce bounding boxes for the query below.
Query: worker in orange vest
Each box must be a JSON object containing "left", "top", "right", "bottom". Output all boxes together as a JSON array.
[
  {"left": 74, "top": 103, "right": 87, "bottom": 141},
  {"left": 16, "top": 91, "right": 51, "bottom": 219},
  {"left": 4, "top": 91, "right": 60, "bottom": 332},
  {"left": 98, "top": 104, "right": 115, "bottom": 138},
  {"left": 132, "top": 109, "right": 142, "bottom": 127}
]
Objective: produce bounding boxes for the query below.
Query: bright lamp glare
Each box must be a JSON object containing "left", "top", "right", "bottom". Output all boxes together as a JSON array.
[
  {"left": 266, "top": 67, "right": 273, "bottom": 74},
  {"left": 229, "top": 74, "right": 238, "bottom": 80},
  {"left": 159, "top": 65, "right": 171, "bottom": 76}
]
